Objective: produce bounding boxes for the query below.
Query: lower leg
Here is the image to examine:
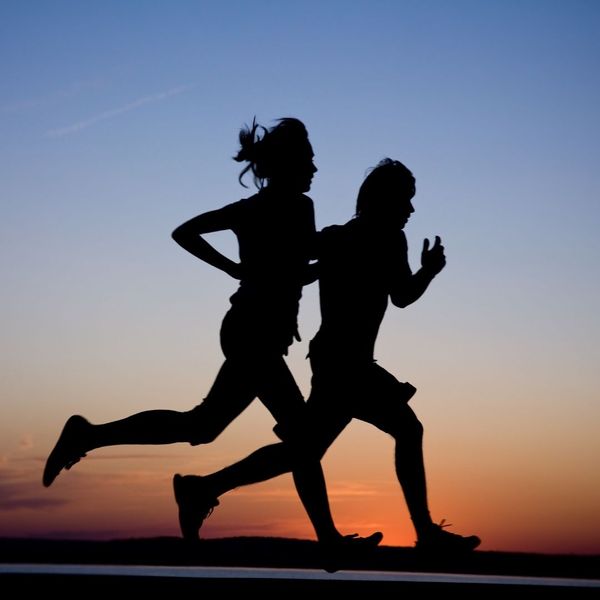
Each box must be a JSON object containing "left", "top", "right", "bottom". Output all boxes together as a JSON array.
[
  {"left": 394, "top": 429, "right": 481, "bottom": 550},
  {"left": 180, "top": 441, "right": 341, "bottom": 541},
  {"left": 194, "top": 438, "right": 339, "bottom": 542},
  {"left": 291, "top": 448, "right": 384, "bottom": 572},
  {"left": 202, "top": 442, "right": 292, "bottom": 497},
  {"left": 292, "top": 461, "right": 341, "bottom": 542},
  {"left": 87, "top": 355, "right": 256, "bottom": 450},
  {"left": 86, "top": 409, "right": 195, "bottom": 451},
  {"left": 43, "top": 409, "right": 197, "bottom": 488},
  {"left": 393, "top": 428, "right": 434, "bottom": 538},
  {"left": 174, "top": 442, "right": 295, "bottom": 542},
  {"left": 89, "top": 355, "right": 256, "bottom": 451}
]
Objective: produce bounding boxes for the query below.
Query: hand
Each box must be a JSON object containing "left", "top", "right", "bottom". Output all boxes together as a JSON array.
[{"left": 421, "top": 235, "right": 446, "bottom": 276}]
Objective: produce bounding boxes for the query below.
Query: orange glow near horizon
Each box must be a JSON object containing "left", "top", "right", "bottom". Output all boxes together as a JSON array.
[{"left": 2, "top": 408, "right": 599, "bottom": 556}]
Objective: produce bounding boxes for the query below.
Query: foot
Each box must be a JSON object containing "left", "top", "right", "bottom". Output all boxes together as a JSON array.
[
  {"left": 340, "top": 531, "right": 384, "bottom": 548},
  {"left": 416, "top": 520, "right": 480, "bottom": 553},
  {"left": 321, "top": 531, "right": 383, "bottom": 573},
  {"left": 173, "top": 474, "right": 219, "bottom": 542},
  {"left": 43, "top": 415, "right": 91, "bottom": 487}
]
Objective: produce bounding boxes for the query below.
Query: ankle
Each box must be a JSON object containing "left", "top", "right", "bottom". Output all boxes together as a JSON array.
[
  {"left": 202, "top": 475, "right": 226, "bottom": 498},
  {"left": 317, "top": 530, "right": 344, "bottom": 544},
  {"left": 413, "top": 518, "right": 435, "bottom": 539}
]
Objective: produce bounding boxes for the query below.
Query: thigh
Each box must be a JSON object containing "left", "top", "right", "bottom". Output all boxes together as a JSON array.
[
  {"left": 256, "top": 355, "right": 306, "bottom": 438},
  {"left": 220, "top": 307, "right": 304, "bottom": 433},
  {"left": 351, "top": 363, "right": 418, "bottom": 435},
  {"left": 302, "top": 381, "right": 353, "bottom": 456},
  {"left": 220, "top": 303, "right": 295, "bottom": 358},
  {"left": 272, "top": 378, "right": 352, "bottom": 459},
  {"left": 189, "top": 358, "right": 257, "bottom": 441}
]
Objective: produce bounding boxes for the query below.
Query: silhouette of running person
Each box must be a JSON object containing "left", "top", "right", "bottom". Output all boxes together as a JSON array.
[
  {"left": 174, "top": 159, "right": 481, "bottom": 553},
  {"left": 43, "top": 117, "right": 380, "bottom": 552}
]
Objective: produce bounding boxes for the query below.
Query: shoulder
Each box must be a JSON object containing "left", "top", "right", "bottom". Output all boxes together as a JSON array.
[
  {"left": 317, "top": 220, "right": 353, "bottom": 251},
  {"left": 221, "top": 192, "right": 259, "bottom": 213},
  {"left": 208, "top": 195, "right": 258, "bottom": 229},
  {"left": 299, "top": 193, "right": 314, "bottom": 207},
  {"left": 320, "top": 223, "right": 344, "bottom": 238},
  {"left": 239, "top": 192, "right": 261, "bottom": 206},
  {"left": 296, "top": 193, "right": 315, "bottom": 216},
  {"left": 325, "top": 218, "right": 357, "bottom": 236}
]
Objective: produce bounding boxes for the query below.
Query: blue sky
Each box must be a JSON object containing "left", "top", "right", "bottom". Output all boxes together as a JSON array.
[{"left": 1, "top": 1, "right": 599, "bottom": 551}]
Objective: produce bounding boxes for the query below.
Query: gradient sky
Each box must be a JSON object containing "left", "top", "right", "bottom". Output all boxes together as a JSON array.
[{"left": 2, "top": 1, "right": 599, "bottom": 554}]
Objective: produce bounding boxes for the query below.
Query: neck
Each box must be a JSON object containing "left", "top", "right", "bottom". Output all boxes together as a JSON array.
[
  {"left": 356, "top": 214, "right": 403, "bottom": 234},
  {"left": 266, "top": 184, "right": 301, "bottom": 196}
]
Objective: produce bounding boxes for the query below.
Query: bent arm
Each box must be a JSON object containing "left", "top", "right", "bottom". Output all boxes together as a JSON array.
[
  {"left": 390, "top": 235, "right": 446, "bottom": 308},
  {"left": 390, "top": 267, "right": 438, "bottom": 308},
  {"left": 172, "top": 208, "right": 241, "bottom": 279}
]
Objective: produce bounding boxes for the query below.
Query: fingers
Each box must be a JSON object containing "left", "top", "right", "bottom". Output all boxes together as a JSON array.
[{"left": 424, "top": 236, "right": 444, "bottom": 252}]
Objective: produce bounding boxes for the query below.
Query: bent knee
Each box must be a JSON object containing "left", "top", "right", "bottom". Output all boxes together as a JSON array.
[
  {"left": 286, "top": 440, "right": 327, "bottom": 466},
  {"left": 188, "top": 430, "right": 220, "bottom": 446},
  {"left": 273, "top": 427, "right": 326, "bottom": 463},
  {"left": 275, "top": 423, "right": 332, "bottom": 463},
  {"left": 184, "top": 407, "right": 224, "bottom": 446},
  {"left": 391, "top": 413, "right": 423, "bottom": 441}
]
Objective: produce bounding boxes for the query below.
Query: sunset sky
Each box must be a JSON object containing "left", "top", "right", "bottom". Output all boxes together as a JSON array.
[{"left": 2, "top": 1, "right": 599, "bottom": 555}]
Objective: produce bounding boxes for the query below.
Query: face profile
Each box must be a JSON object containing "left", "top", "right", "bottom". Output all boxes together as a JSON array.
[
  {"left": 288, "top": 145, "right": 318, "bottom": 193},
  {"left": 268, "top": 138, "right": 317, "bottom": 193}
]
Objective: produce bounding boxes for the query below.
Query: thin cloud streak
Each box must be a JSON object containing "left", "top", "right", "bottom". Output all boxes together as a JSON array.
[
  {"left": 30, "top": 452, "right": 190, "bottom": 463},
  {"left": 233, "top": 481, "right": 387, "bottom": 500},
  {"left": 45, "top": 84, "right": 193, "bottom": 137},
  {"left": 0, "top": 468, "right": 69, "bottom": 510},
  {"left": 0, "top": 496, "right": 67, "bottom": 510}
]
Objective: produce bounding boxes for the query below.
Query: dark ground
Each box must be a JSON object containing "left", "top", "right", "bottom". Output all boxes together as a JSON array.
[
  {"left": 1, "top": 536, "right": 598, "bottom": 597},
  {"left": 1, "top": 536, "right": 598, "bottom": 578}
]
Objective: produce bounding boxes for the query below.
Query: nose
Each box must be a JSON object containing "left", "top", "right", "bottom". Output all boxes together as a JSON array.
[{"left": 312, "top": 162, "right": 318, "bottom": 174}]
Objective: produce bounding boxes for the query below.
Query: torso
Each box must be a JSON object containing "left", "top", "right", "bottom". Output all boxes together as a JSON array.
[
  {"left": 219, "top": 188, "right": 316, "bottom": 351},
  {"left": 312, "top": 218, "right": 411, "bottom": 363}
]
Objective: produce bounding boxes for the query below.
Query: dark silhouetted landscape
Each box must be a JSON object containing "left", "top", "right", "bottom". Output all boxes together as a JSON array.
[{"left": 1, "top": 536, "right": 598, "bottom": 597}]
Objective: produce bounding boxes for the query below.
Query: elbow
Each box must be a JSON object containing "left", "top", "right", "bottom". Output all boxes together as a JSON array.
[
  {"left": 171, "top": 225, "right": 187, "bottom": 245},
  {"left": 391, "top": 294, "right": 410, "bottom": 309},
  {"left": 392, "top": 301, "right": 409, "bottom": 309}
]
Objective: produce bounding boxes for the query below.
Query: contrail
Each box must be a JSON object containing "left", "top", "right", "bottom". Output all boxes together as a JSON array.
[{"left": 46, "top": 84, "right": 192, "bottom": 137}]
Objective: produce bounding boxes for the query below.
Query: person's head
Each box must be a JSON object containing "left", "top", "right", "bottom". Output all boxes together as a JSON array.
[
  {"left": 234, "top": 117, "right": 317, "bottom": 193},
  {"left": 355, "top": 158, "right": 415, "bottom": 227}
]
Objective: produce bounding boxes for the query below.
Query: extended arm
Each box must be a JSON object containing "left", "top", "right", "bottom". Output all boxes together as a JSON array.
[
  {"left": 390, "top": 236, "right": 446, "bottom": 308},
  {"left": 172, "top": 208, "right": 242, "bottom": 279}
]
